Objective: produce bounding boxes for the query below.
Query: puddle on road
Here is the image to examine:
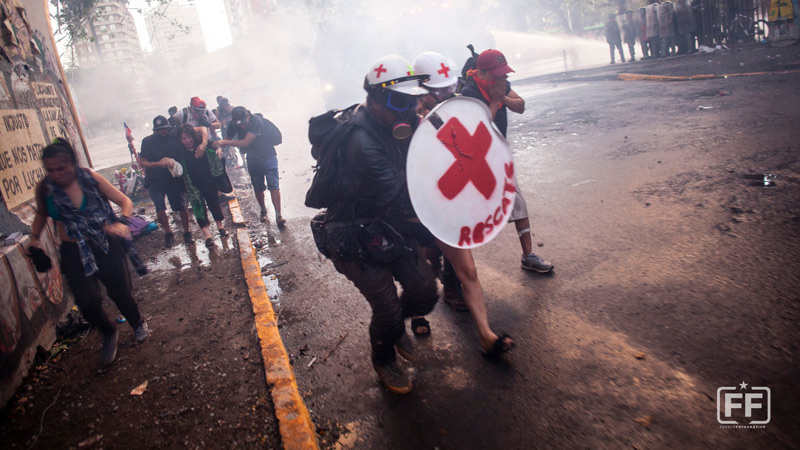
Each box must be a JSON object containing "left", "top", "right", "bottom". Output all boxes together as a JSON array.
[
  {"left": 263, "top": 274, "right": 282, "bottom": 306},
  {"left": 742, "top": 173, "right": 777, "bottom": 187},
  {"left": 257, "top": 253, "right": 274, "bottom": 268},
  {"left": 146, "top": 237, "right": 230, "bottom": 272}
]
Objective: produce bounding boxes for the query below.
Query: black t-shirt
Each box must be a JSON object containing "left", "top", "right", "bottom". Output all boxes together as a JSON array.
[
  {"left": 459, "top": 78, "right": 512, "bottom": 138},
  {"left": 226, "top": 114, "right": 281, "bottom": 163},
  {"left": 140, "top": 132, "right": 179, "bottom": 186},
  {"left": 180, "top": 147, "right": 215, "bottom": 191}
]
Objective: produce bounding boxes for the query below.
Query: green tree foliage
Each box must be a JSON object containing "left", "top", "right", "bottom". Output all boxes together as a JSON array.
[{"left": 50, "top": 0, "right": 97, "bottom": 47}]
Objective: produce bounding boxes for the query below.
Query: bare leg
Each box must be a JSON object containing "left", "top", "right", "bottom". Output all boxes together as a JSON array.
[
  {"left": 156, "top": 210, "right": 172, "bottom": 233},
  {"left": 271, "top": 189, "right": 285, "bottom": 226},
  {"left": 270, "top": 189, "right": 282, "bottom": 218},
  {"left": 254, "top": 191, "right": 267, "bottom": 213},
  {"left": 437, "top": 241, "right": 513, "bottom": 352},
  {"left": 215, "top": 220, "right": 225, "bottom": 231},
  {"left": 201, "top": 226, "right": 213, "bottom": 239},
  {"left": 514, "top": 218, "right": 533, "bottom": 255},
  {"left": 179, "top": 209, "right": 190, "bottom": 233}
]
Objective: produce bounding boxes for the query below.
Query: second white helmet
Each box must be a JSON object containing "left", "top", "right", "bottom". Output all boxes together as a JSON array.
[{"left": 413, "top": 51, "right": 458, "bottom": 89}]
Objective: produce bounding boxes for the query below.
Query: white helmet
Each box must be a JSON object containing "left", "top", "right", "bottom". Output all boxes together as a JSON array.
[
  {"left": 413, "top": 51, "right": 458, "bottom": 89},
  {"left": 364, "top": 54, "right": 428, "bottom": 96}
]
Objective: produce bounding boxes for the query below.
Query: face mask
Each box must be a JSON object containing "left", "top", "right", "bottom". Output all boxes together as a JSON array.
[
  {"left": 391, "top": 107, "right": 419, "bottom": 140},
  {"left": 382, "top": 92, "right": 418, "bottom": 139}
]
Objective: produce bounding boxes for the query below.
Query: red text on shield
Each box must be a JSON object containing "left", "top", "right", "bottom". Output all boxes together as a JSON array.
[
  {"left": 436, "top": 118, "right": 496, "bottom": 200},
  {"left": 458, "top": 169, "right": 516, "bottom": 247}
]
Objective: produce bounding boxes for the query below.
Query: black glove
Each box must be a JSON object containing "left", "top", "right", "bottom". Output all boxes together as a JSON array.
[{"left": 27, "top": 246, "right": 52, "bottom": 272}]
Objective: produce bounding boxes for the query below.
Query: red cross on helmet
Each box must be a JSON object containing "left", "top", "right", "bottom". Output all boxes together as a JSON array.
[
  {"left": 364, "top": 54, "right": 428, "bottom": 95},
  {"left": 413, "top": 51, "right": 458, "bottom": 89}
]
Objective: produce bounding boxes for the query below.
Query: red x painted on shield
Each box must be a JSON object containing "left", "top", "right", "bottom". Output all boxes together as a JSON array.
[
  {"left": 436, "top": 118, "right": 496, "bottom": 200},
  {"left": 437, "top": 63, "right": 451, "bottom": 78},
  {"left": 374, "top": 64, "right": 387, "bottom": 78}
]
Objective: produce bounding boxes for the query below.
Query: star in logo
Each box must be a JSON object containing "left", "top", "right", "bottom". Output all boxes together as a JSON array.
[{"left": 739, "top": 381, "right": 748, "bottom": 390}]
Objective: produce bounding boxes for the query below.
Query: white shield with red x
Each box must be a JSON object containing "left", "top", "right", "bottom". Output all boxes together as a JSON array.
[{"left": 407, "top": 96, "right": 516, "bottom": 249}]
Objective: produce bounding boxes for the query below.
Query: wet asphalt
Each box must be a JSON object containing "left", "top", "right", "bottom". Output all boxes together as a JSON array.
[{"left": 245, "top": 50, "right": 800, "bottom": 449}]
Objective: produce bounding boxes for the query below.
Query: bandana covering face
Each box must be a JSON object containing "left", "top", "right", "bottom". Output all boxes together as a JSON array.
[
  {"left": 45, "top": 167, "right": 147, "bottom": 276},
  {"left": 467, "top": 69, "right": 504, "bottom": 109}
]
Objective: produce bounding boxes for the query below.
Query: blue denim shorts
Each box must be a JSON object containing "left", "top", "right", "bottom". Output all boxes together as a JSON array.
[
  {"left": 248, "top": 157, "right": 279, "bottom": 192},
  {"left": 148, "top": 182, "right": 186, "bottom": 212}
]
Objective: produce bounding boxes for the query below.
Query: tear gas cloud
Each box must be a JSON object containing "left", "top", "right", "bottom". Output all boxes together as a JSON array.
[{"left": 63, "top": 0, "right": 608, "bottom": 165}]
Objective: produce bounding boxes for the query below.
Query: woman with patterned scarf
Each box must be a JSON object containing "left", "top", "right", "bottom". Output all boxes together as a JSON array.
[
  {"left": 176, "top": 124, "right": 228, "bottom": 248},
  {"left": 29, "top": 139, "right": 150, "bottom": 365}
]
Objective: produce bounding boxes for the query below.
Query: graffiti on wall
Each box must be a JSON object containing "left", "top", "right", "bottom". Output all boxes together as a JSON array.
[{"left": 0, "top": 0, "right": 82, "bottom": 408}]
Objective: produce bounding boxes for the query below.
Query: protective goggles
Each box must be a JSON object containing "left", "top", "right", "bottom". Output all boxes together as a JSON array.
[
  {"left": 428, "top": 84, "right": 457, "bottom": 102},
  {"left": 384, "top": 91, "right": 418, "bottom": 112}
]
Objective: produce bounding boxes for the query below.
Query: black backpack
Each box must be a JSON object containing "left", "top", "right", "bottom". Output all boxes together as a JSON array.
[
  {"left": 458, "top": 44, "right": 480, "bottom": 92},
  {"left": 460, "top": 44, "right": 480, "bottom": 77},
  {"left": 304, "top": 104, "right": 361, "bottom": 209}
]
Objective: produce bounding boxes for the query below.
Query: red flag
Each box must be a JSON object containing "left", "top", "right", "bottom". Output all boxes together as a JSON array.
[
  {"left": 124, "top": 122, "right": 134, "bottom": 142},
  {"left": 123, "top": 122, "right": 139, "bottom": 163}
]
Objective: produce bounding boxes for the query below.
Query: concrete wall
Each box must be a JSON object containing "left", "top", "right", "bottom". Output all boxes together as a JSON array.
[
  {"left": 0, "top": 0, "right": 87, "bottom": 408},
  {"left": 0, "top": 211, "right": 68, "bottom": 408},
  {"left": 0, "top": 0, "right": 90, "bottom": 222}
]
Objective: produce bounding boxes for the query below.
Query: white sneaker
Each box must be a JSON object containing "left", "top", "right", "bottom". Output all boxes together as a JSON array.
[{"left": 521, "top": 253, "right": 554, "bottom": 273}]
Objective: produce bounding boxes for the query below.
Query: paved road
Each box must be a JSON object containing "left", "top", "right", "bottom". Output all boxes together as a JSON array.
[{"left": 252, "top": 46, "right": 800, "bottom": 449}]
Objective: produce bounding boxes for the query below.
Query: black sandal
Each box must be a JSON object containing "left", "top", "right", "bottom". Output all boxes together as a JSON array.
[
  {"left": 410, "top": 317, "right": 431, "bottom": 336},
  {"left": 482, "top": 333, "right": 514, "bottom": 358}
]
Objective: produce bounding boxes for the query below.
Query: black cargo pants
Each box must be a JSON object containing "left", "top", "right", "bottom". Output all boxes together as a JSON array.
[
  {"left": 331, "top": 245, "right": 438, "bottom": 365},
  {"left": 60, "top": 237, "right": 143, "bottom": 336}
]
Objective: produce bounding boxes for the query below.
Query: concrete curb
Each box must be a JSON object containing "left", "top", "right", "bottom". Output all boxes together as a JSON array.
[{"left": 228, "top": 198, "right": 319, "bottom": 450}]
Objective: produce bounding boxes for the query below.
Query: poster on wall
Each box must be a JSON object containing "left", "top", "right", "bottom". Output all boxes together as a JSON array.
[
  {"left": 0, "top": 109, "right": 47, "bottom": 209},
  {"left": 32, "top": 82, "right": 63, "bottom": 141}
]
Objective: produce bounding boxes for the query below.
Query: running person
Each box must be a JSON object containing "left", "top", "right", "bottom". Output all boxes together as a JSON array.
[{"left": 29, "top": 139, "right": 150, "bottom": 365}]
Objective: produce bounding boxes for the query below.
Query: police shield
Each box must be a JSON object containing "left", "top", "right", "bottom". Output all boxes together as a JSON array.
[
  {"left": 646, "top": 4, "right": 660, "bottom": 39},
  {"left": 658, "top": 1, "right": 675, "bottom": 37},
  {"left": 622, "top": 11, "right": 636, "bottom": 43},
  {"left": 635, "top": 8, "right": 648, "bottom": 42},
  {"left": 674, "top": 0, "right": 697, "bottom": 34},
  {"left": 407, "top": 96, "right": 516, "bottom": 249},
  {"left": 616, "top": 14, "right": 626, "bottom": 41}
]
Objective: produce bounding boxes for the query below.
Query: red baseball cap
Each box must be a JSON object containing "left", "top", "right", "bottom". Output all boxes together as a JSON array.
[
  {"left": 190, "top": 96, "right": 206, "bottom": 111},
  {"left": 476, "top": 49, "right": 514, "bottom": 78}
]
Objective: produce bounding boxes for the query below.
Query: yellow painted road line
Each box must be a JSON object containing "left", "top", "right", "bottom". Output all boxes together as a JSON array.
[
  {"left": 618, "top": 70, "right": 800, "bottom": 81},
  {"left": 230, "top": 198, "right": 318, "bottom": 450}
]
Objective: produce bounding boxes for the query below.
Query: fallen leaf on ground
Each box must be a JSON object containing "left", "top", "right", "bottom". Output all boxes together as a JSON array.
[
  {"left": 77, "top": 434, "right": 103, "bottom": 447},
  {"left": 634, "top": 352, "right": 646, "bottom": 360},
  {"left": 635, "top": 415, "right": 653, "bottom": 428},
  {"left": 130, "top": 380, "right": 148, "bottom": 396}
]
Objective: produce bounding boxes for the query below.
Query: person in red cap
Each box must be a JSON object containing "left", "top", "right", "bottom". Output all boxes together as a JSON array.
[
  {"left": 460, "top": 49, "right": 554, "bottom": 274},
  {"left": 170, "top": 96, "right": 221, "bottom": 132}
]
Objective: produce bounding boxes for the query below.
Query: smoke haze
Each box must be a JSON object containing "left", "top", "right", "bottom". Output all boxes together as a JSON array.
[{"left": 61, "top": 0, "right": 610, "bottom": 169}]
